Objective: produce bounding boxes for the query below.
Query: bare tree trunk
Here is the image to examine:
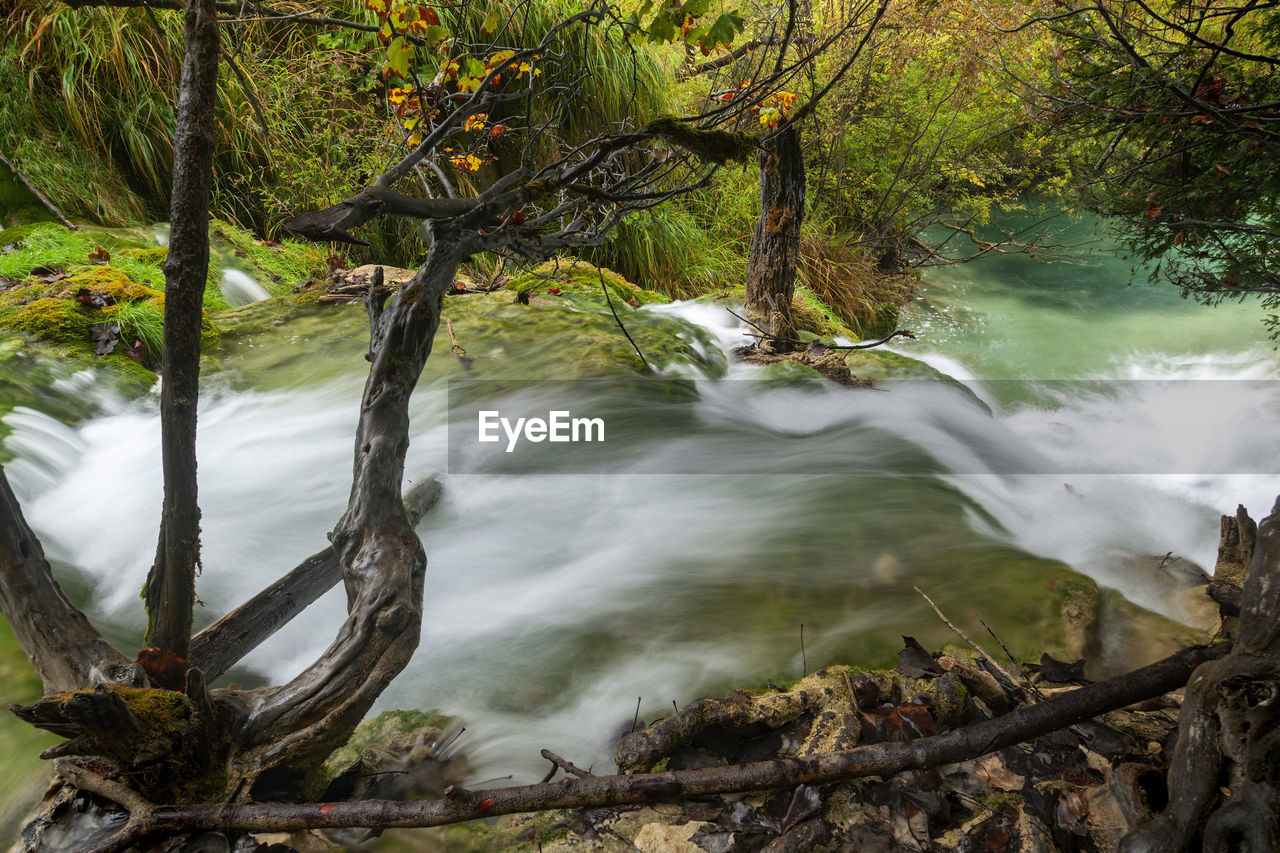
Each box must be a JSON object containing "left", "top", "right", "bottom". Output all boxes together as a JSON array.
[
  {"left": 1120, "top": 498, "right": 1280, "bottom": 853},
  {"left": 144, "top": 0, "right": 221, "bottom": 658},
  {"left": 234, "top": 236, "right": 466, "bottom": 778},
  {"left": 744, "top": 125, "right": 804, "bottom": 349}
]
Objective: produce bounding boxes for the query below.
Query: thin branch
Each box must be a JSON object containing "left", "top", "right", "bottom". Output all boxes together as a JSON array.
[{"left": 0, "top": 150, "right": 77, "bottom": 231}]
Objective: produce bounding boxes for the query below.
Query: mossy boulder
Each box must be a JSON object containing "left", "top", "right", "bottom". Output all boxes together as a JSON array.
[
  {"left": 52, "top": 266, "right": 163, "bottom": 303},
  {"left": 210, "top": 219, "right": 328, "bottom": 293},
  {"left": 1, "top": 298, "right": 99, "bottom": 342},
  {"left": 510, "top": 260, "right": 669, "bottom": 308}
]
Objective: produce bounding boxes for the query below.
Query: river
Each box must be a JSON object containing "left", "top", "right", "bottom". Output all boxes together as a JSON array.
[{"left": 1, "top": 220, "right": 1278, "bottom": 821}]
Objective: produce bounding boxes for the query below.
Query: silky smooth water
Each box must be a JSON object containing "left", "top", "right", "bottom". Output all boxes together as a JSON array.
[{"left": 3, "top": 227, "right": 1279, "bottom": 797}]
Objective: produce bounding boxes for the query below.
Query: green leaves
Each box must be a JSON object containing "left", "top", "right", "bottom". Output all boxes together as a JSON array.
[
  {"left": 630, "top": 0, "right": 743, "bottom": 54},
  {"left": 386, "top": 36, "right": 413, "bottom": 78}
]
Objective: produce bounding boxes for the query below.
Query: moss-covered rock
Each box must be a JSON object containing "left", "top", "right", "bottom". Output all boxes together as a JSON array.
[
  {"left": 792, "top": 283, "right": 858, "bottom": 340},
  {"left": 210, "top": 219, "right": 328, "bottom": 294},
  {"left": 211, "top": 282, "right": 725, "bottom": 386},
  {"left": 0, "top": 298, "right": 98, "bottom": 342},
  {"left": 510, "top": 260, "right": 669, "bottom": 307},
  {"left": 52, "top": 266, "right": 163, "bottom": 303}
]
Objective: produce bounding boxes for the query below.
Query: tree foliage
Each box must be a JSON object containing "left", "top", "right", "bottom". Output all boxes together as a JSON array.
[{"left": 1018, "top": 0, "right": 1280, "bottom": 331}]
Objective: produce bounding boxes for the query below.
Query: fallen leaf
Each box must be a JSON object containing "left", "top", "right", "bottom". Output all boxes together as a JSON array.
[
  {"left": 974, "top": 755, "right": 1025, "bottom": 792},
  {"left": 547, "top": 287, "right": 563, "bottom": 296},
  {"left": 1029, "top": 653, "right": 1089, "bottom": 684},
  {"left": 134, "top": 646, "right": 189, "bottom": 691},
  {"left": 1056, "top": 788, "right": 1089, "bottom": 835},
  {"left": 75, "top": 288, "right": 109, "bottom": 308},
  {"left": 896, "top": 636, "right": 945, "bottom": 678},
  {"left": 87, "top": 245, "right": 111, "bottom": 264},
  {"left": 88, "top": 322, "right": 120, "bottom": 355},
  {"left": 515, "top": 291, "right": 530, "bottom": 305},
  {"left": 121, "top": 339, "right": 147, "bottom": 364},
  {"left": 779, "top": 784, "right": 822, "bottom": 832}
]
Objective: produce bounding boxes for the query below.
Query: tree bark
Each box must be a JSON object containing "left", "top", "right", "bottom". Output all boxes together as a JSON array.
[
  {"left": 145, "top": 0, "right": 220, "bottom": 658},
  {"left": 745, "top": 125, "right": 804, "bottom": 348},
  {"left": 233, "top": 235, "right": 466, "bottom": 778},
  {"left": 187, "top": 476, "right": 442, "bottom": 682},
  {"left": 1120, "top": 497, "right": 1280, "bottom": 853}
]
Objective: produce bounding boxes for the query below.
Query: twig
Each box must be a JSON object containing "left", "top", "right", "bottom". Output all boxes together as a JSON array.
[
  {"left": 726, "top": 308, "right": 916, "bottom": 351},
  {"left": 597, "top": 268, "right": 650, "bottom": 371},
  {"left": 630, "top": 696, "right": 641, "bottom": 734},
  {"left": 914, "top": 587, "right": 1007, "bottom": 677},
  {"left": 540, "top": 749, "right": 594, "bottom": 779},
  {"left": 843, "top": 668, "right": 860, "bottom": 713},
  {"left": 0, "top": 149, "right": 77, "bottom": 231},
  {"left": 979, "top": 617, "right": 1027, "bottom": 681},
  {"left": 445, "top": 318, "right": 474, "bottom": 370},
  {"left": 800, "top": 622, "right": 807, "bottom": 676}
]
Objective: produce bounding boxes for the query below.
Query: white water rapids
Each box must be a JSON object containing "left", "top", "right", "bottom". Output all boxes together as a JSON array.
[{"left": 3, "top": 236, "right": 1280, "bottom": 788}]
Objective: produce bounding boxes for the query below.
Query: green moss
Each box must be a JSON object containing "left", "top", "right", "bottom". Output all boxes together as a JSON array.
[
  {"left": 210, "top": 219, "right": 328, "bottom": 293},
  {"left": 324, "top": 708, "right": 451, "bottom": 774},
  {"left": 791, "top": 284, "right": 858, "bottom": 339},
  {"left": 113, "top": 686, "right": 192, "bottom": 722},
  {"left": 510, "top": 260, "right": 669, "bottom": 307},
  {"left": 53, "top": 266, "right": 163, "bottom": 302},
  {"left": 647, "top": 116, "right": 756, "bottom": 166},
  {"left": 1, "top": 298, "right": 98, "bottom": 342}
]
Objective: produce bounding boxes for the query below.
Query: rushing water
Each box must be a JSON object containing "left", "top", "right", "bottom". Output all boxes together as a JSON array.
[{"left": 2, "top": 224, "right": 1280, "bottom": 807}]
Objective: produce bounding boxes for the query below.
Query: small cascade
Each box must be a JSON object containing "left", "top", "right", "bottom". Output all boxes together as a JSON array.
[{"left": 220, "top": 268, "right": 271, "bottom": 306}]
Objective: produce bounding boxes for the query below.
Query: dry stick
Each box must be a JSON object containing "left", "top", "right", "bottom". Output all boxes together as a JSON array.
[
  {"left": 445, "top": 318, "right": 473, "bottom": 370},
  {"left": 541, "top": 749, "right": 594, "bottom": 779},
  {"left": 0, "top": 150, "right": 77, "bottom": 231},
  {"left": 105, "top": 643, "right": 1224, "bottom": 836},
  {"left": 978, "top": 617, "right": 1027, "bottom": 680},
  {"left": 800, "top": 622, "right": 807, "bottom": 676},
  {"left": 914, "top": 586, "right": 1006, "bottom": 677},
  {"left": 726, "top": 308, "right": 914, "bottom": 352}
]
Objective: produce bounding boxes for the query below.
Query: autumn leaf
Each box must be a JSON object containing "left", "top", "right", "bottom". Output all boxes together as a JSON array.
[
  {"left": 973, "top": 755, "right": 1025, "bottom": 792},
  {"left": 87, "top": 245, "right": 111, "bottom": 264},
  {"left": 448, "top": 153, "right": 485, "bottom": 172},
  {"left": 386, "top": 36, "right": 413, "bottom": 78}
]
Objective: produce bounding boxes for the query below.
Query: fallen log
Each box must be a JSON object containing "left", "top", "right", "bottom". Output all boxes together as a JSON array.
[{"left": 59, "top": 640, "right": 1225, "bottom": 844}]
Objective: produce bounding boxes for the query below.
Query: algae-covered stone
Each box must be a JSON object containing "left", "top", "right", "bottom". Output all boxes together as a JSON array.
[
  {"left": 510, "top": 260, "right": 669, "bottom": 307},
  {"left": 52, "top": 266, "right": 163, "bottom": 303},
  {"left": 0, "top": 298, "right": 98, "bottom": 342}
]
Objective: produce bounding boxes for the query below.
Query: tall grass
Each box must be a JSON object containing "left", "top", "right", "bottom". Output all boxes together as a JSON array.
[{"left": 111, "top": 300, "right": 165, "bottom": 356}]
